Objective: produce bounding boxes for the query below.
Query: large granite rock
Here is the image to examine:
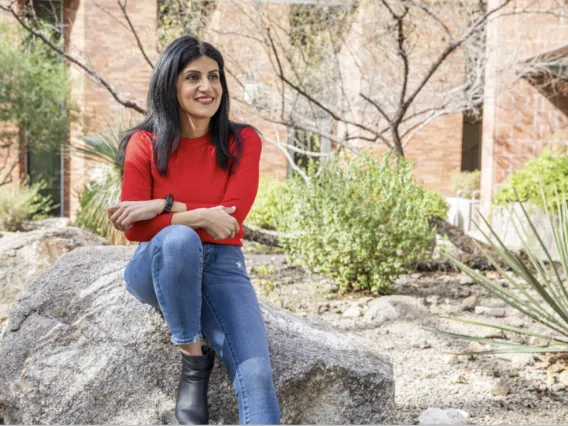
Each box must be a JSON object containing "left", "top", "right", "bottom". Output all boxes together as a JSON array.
[
  {"left": 0, "top": 246, "right": 394, "bottom": 424},
  {"left": 0, "top": 227, "right": 108, "bottom": 324}
]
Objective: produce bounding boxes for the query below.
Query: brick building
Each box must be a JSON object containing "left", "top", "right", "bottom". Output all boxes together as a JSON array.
[{"left": 2, "top": 0, "right": 567, "bottom": 220}]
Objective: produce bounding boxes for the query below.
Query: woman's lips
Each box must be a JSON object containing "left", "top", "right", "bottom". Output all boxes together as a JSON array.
[{"left": 195, "top": 97, "right": 214, "bottom": 105}]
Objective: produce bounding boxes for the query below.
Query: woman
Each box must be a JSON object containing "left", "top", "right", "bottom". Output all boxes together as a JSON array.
[{"left": 107, "top": 36, "right": 281, "bottom": 425}]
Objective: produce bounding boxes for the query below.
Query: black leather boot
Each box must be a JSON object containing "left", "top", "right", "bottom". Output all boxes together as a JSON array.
[{"left": 175, "top": 345, "right": 215, "bottom": 425}]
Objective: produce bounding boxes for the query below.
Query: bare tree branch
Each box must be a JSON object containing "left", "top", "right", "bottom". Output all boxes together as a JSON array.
[
  {"left": 360, "top": 93, "right": 392, "bottom": 125},
  {"left": 401, "top": 0, "right": 512, "bottom": 114},
  {"left": 265, "top": 28, "right": 391, "bottom": 147},
  {"left": 407, "top": 1, "right": 452, "bottom": 38},
  {"left": 0, "top": 2, "right": 146, "bottom": 114},
  {"left": 264, "top": 127, "right": 310, "bottom": 183},
  {"left": 118, "top": 0, "right": 154, "bottom": 69}
]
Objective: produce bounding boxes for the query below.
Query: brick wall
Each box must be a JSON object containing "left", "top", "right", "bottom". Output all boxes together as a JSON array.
[
  {"left": 204, "top": 0, "right": 468, "bottom": 195},
  {"left": 481, "top": 0, "right": 568, "bottom": 217},
  {"left": 65, "top": 0, "right": 158, "bottom": 218}
]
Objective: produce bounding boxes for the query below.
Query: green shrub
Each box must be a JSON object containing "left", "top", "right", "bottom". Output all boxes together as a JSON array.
[
  {"left": 0, "top": 180, "right": 58, "bottom": 231},
  {"left": 451, "top": 170, "right": 481, "bottom": 198},
  {"left": 246, "top": 177, "right": 286, "bottom": 230},
  {"left": 493, "top": 149, "right": 568, "bottom": 211},
  {"left": 276, "top": 153, "right": 447, "bottom": 294},
  {"left": 0, "top": 21, "right": 77, "bottom": 158},
  {"left": 423, "top": 188, "right": 450, "bottom": 219}
]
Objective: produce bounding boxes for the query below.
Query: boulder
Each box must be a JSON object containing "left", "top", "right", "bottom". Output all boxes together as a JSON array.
[
  {"left": 0, "top": 227, "right": 108, "bottom": 324},
  {"left": 20, "top": 217, "right": 72, "bottom": 232},
  {"left": 0, "top": 246, "right": 394, "bottom": 424}
]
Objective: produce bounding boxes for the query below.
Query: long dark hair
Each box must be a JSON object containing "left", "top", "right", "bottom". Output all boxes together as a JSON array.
[{"left": 119, "top": 36, "right": 253, "bottom": 174}]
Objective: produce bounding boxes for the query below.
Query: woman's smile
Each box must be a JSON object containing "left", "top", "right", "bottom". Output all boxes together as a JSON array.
[{"left": 195, "top": 96, "right": 214, "bottom": 105}]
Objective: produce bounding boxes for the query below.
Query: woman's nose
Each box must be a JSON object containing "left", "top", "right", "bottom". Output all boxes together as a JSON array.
[{"left": 199, "top": 79, "right": 211, "bottom": 91}]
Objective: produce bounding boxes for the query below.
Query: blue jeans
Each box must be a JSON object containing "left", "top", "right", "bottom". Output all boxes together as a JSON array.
[{"left": 123, "top": 225, "right": 281, "bottom": 425}]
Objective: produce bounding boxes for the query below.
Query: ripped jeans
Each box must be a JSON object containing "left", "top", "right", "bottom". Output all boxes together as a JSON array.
[{"left": 123, "top": 225, "right": 281, "bottom": 425}]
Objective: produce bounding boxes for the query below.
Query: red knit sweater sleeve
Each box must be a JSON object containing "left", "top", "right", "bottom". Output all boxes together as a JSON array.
[
  {"left": 221, "top": 126, "right": 262, "bottom": 226},
  {"left": 121, "top": 131, "right": 173, "bottom": 242}
]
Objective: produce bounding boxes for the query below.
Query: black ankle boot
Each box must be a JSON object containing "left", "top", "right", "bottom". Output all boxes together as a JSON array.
[{"left": 175, "top": 345, "right": 215, "bottom": 425}]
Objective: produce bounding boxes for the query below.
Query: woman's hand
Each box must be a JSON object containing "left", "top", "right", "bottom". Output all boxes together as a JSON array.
[
  {"left": 108, "top": 200, "right": 164, "bottom": 232},
  {"left": 201, "top": 206, "right": 240, "bottom": 240}
]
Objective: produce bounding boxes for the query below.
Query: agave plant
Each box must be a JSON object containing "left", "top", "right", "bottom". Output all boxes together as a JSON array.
[
  {"left": 74, "top": 118, "right": 132, "bottom": 245},
  {"left": 434, "top": 182, "right": 568, "bottom": 355}
]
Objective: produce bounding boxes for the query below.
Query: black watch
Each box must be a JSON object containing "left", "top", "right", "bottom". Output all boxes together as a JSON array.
[{"left": 162, "top": 194, "right": 174, "bottom": 214}]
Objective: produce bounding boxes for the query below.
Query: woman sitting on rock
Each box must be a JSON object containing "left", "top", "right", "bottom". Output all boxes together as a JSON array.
[{"left": 107, "top": 35, "right": 281, "bottom": 425}]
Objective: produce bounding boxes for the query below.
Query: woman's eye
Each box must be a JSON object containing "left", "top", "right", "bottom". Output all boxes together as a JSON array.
[{"left": 210, "top": 74, "right": 219, "bottom": 80}]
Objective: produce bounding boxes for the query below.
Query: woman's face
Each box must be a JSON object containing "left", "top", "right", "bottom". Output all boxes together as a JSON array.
[{"left": 176, "top": 56, "right": 223, "bottom": 121}]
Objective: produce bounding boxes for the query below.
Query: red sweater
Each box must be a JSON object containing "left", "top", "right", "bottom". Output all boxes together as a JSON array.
[{"left": 120, "top": 126, "right": 261, "bottom": 245}]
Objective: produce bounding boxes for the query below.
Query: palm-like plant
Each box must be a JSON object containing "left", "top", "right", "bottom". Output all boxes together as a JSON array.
[
  {"left": 74, "top": 118, "right": 131, "bottom": 245},
  {"left": 434, "top": 183, "right": 568, "bottom": 355}
]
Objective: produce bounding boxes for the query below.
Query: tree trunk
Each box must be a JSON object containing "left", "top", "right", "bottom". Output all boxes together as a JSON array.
[{"left": 242, "top": 224, "right": 279, "bottom": 248}]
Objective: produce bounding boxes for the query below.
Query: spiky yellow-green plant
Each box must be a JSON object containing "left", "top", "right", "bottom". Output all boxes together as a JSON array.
[
  {"left": 435, "top": 183, "right": 568, "bottom": 355},
  {"left": 74, "top": 119, "right": 132, "bottom": 245}
]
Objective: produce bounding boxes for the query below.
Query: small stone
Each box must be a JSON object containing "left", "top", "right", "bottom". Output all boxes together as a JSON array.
[
  {"left": 342, "top": 306, "right": 362, "bottom": 318},
  {"left": 485, "top": 271, "right": 500, "bottom": 280},
  {"left": 317, "top": 304, "right": 330, "bottom": 314},
  {"left": 444, "top": 354, "right": 460, "bottom": 365},
  {"left": 458, "top": 274, "right": 475, "bottom": 286},
  {"left": 558, "top": 370, "right": 568, "bottom": 386},
  {"left": 491, "top": 380, "right": 510, "bottom": 396},
  {"left": 451, "top": 374, "right": 468, "bottom": 384},
  {"left": 507, "top": 369, "right": 519, "bottom": 377},
  {"left": 475, "top": 306, "right": 506, "bottom": 317},
  {"left": 482, "top": 328, "right": 504, "bottom": 339},
  {"left": 456, "top": 289, "right": 472, "bottom": 298},
  {"left": 418, "top": 408, "right": 469, "bottom": 425},
  {"left": 511, "top": 353, "right": 534, "bottom": 369},
  {"left": 468, "top": 341, "right": 486, "bottom": 353},
  {"left": 364, "top": 296, "right": 425, "bottom": 325},
  {"left": 486, "top": 299, "right": 507, "bottom": 308},
  {"left": 551, "top": 383, "right": 566, "bottom": 393},
  {"left": 460, "top": 295, "right": 477, "bottom": 311},
  {"left": 495, "top": 353, "right": 515, "bottom": 361},
  {"left": 412, "top": 339, "right": 432, "bottom": 349}
]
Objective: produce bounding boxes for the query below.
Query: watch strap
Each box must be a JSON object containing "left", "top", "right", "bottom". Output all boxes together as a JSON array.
[{"left": 162, "top": 194, "right": 174, "bottom": 214}]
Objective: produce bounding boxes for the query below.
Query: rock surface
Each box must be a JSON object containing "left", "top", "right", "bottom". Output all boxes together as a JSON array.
[
  {"left": 0, "top": 227, "right": 107, "bottom": 324},
  {"left": 20, "top": 217, "right": 72, "bottom": 231},
  {"left": 0, "top": 246, "right": 394, "bottom": 425}
]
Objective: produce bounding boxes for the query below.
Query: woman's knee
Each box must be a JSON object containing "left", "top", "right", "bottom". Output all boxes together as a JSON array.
[
  {"left": 238, "top": 357, "right": 276, "bottom": 391},
  {"left": 153, "top": 225, "right": 202, "bottom": 257}
]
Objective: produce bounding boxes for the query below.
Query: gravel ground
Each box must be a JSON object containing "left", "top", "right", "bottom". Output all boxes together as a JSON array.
[{"left": 242, "top": 241, "right": 568, "bottom": 425}]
